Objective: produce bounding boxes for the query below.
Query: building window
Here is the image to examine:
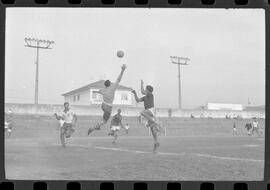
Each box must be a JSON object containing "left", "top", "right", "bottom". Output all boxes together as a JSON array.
[
  {"left": 92, "top": 91, "right": 103, "bottom": 102},
  {"left": 73, "top": 96, "right": 76, "bottom": 102},
  {"left": 121, "top": 93, "right": 128, "bottom": 101},
  {"left": 77, "top": 94, "right": 80, "bottom": 101}
]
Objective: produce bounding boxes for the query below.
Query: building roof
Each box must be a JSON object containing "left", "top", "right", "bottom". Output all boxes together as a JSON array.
[{"left": 62, "top": 80, "right": 133, "bottom": 96}]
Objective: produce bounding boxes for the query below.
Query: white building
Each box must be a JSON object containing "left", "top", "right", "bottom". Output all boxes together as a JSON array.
[
  {"left": 62, "top": 80, "right": 136, "bottom": 106},
  {"left": 207, "top": 103, "right": 243, "bottom": 111}
]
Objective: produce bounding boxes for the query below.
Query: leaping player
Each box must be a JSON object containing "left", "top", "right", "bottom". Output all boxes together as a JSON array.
[
  {"left": 88, "top": 64, "right": 127, "bottom": 135},
  {"left": 132, "top": 80, "right": 164, "bottom": 153},
  {"left": 54, "top": 102, "right": 77, "bottom": 147}
]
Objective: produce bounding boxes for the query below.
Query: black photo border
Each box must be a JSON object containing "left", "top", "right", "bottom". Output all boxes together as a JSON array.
[{"left": 0, "top": 0, "right": 269, "bottom": 189}]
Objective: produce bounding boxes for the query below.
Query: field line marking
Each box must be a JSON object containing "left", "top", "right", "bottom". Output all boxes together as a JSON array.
[
  {"left": 241, "top": 144, "right": 263, "bottom": 147},
  {"left": 157, "top": 152, "right": 186, "bottom": 156},
  {"left": 191, "top": 153, "right": 264, "bottom": 162},
  {"left": 94, "top": 146, "right": 152, "bottom": 154},
  {"left": 93, "top": 146, "right": 263, "bottom": 162}
]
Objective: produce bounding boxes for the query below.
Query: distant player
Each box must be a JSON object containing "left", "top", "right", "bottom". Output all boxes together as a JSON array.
[
  {"left": 232, "top": 122, "right": 237, "bottom": 135},
  {"left": 5, "top": 121, "right": 12, "bottom": 138},
  {"left": 132, "top": 80, "right": 164, "bottom": 153},
  {"left": 108, "top": 109, "right": 124, "bottom": 144},
  {"left": 252, "top": 118, "right": 263, "bottom": 137},
  {"left": 5, "top": 110, "right": 13, "bottom": 138},
  {"left": 88, "top": 64, "right": 126, "bottom": 135},
  {"left": 124, "top": 123, "right": 130, "bottom": 134},
  {"left": 54, "top": 102, "right": 77, "bottom": 147},
  {"left": 245, "top": 123, "right": 253, "bottom": 136}
]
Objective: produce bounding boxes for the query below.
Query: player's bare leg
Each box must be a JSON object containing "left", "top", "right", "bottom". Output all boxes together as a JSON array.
[
  {"left": 88, "top": 120, "right": 106, "bottom": 135},
  {"left": 150, "top": 124, "right": 160, "bottom": 153},
  {"left": 141, "top": 111, "right": 165, "bottom": 134},
  {"left": 60, "top": 127, "right": 66, "bottom": 147},
  {"left": 66, "top": 126, "right": 75, "bottom": 138},
  {"left": 112, "top": 131, "right": 118, "bottom": 145},
  {"left": 88, "top": 105, "right": 111, "bottom": 135}
]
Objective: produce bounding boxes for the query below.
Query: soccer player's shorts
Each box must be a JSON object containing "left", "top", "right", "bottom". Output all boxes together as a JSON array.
[
  {"left": 142, "top": 108, "right": 155, "bottom": 118},
  {"left": 59, "top": 120, "right": 65, "bottom": 127},
  {"left": 102, "top": 102, "right": 113, "bottom": 122},
  {"left": 111, "top": 126, "right": 121, "bottom": 131},
  {"left": 63, "top": 123, "right": 74, "bottom": 132}
]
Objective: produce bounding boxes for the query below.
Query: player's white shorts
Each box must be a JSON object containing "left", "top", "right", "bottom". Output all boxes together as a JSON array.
[
  {"left": 233, "top": 128, "right": 237, "bottom": 131},
  {"left": 59, "top": 120, "right": 65, "bottom": 127},
  {"left": 124, "top": 126, "right": 129, "bottom": 130},
  {"left": 148, "top": 107, "right": 155, "bottom": 116},
  {"left": 111, "top": 126, "right": 121, "bottom": 131}
]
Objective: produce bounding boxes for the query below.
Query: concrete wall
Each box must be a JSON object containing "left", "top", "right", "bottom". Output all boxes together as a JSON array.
[{"left": 5, "top": 103, "right": 265, "bottom": 119}]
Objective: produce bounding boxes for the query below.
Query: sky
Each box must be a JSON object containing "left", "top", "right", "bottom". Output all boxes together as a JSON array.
[{"left": 5, "top": 8, "right": 265, "bottom": 108}]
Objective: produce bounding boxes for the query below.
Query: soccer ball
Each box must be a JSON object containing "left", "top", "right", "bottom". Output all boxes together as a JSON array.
[{"left": 117, "top": 50, "right": 124, "bottom": 58}]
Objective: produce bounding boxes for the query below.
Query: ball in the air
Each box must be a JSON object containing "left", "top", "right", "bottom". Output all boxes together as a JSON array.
[{"left": 117, "top": 50, "right": 124, "bottom": 58}]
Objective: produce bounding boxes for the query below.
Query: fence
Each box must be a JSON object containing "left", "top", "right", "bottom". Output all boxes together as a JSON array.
[{"left": 5, "top": 103, "right": 265, "bottom": 119}]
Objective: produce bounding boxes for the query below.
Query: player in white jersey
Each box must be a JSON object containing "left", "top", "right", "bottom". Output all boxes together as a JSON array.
[
  {"left": 87, "top": 64, "right": 126, "bottom": 135},
  {"left": 252, "top": 118, "right": 263, "bottom": 137},
  {"left": 232, "top": 122, "right": 238, "bottom": 135},
  {"left": 124, "top": 123, "right": 130, "bottom": 134},
  {"left": 54, "top": 102, "right": 77, "bottom": 147},
  {"left": 5, "top": 110, "right": 13, "bottom": 138}
]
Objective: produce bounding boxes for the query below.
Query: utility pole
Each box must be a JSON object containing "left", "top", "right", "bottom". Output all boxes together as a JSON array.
[
  {"left": 24, "top": 38, "right": 54, "bottom": 114},
  {"left": 170, "top": 56, "right": 190, "bottom": 109}
]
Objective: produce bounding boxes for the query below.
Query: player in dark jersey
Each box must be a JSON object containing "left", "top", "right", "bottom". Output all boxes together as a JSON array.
[
  {"left": 245, "top": 123, "right": 253, "bottom": 136},
  {"left": 132, "top": 80, "right": 164, "bottom": 153},
  {"left": 108, "top": 109, "right": 124, "bottom": 144}
]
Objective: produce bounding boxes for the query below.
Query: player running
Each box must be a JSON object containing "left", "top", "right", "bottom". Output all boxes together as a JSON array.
[
  {"left": 108, "top": 109, "right": 124, "bottom": 144},
  {"left": 245, "top": 122, "right": 253, "bottom": 136},
  {"left": 232, "top": 122, "right": 237, "bottom": 135},
  {"left": 54, "top": 102, "right": 77, "bottom": 147},
  {"left": 88, "top": 64, "right": 126, "bottom": 135},
  {"left": 252, "top": 118, "right": 263, "bottom": 137},
  {"left": 132, "top": 80, "right": 164, "bottom": 153},
  {"left": 124, "top": 123, "right": 130, "bottom": 134},
  {"left": 5, "top": 110, "right": 13, "bottom": 138}
]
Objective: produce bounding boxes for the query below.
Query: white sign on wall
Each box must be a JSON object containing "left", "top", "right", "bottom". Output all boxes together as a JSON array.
[{"left": 207, "top": 103, "right": 243, "bottom": 111}]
